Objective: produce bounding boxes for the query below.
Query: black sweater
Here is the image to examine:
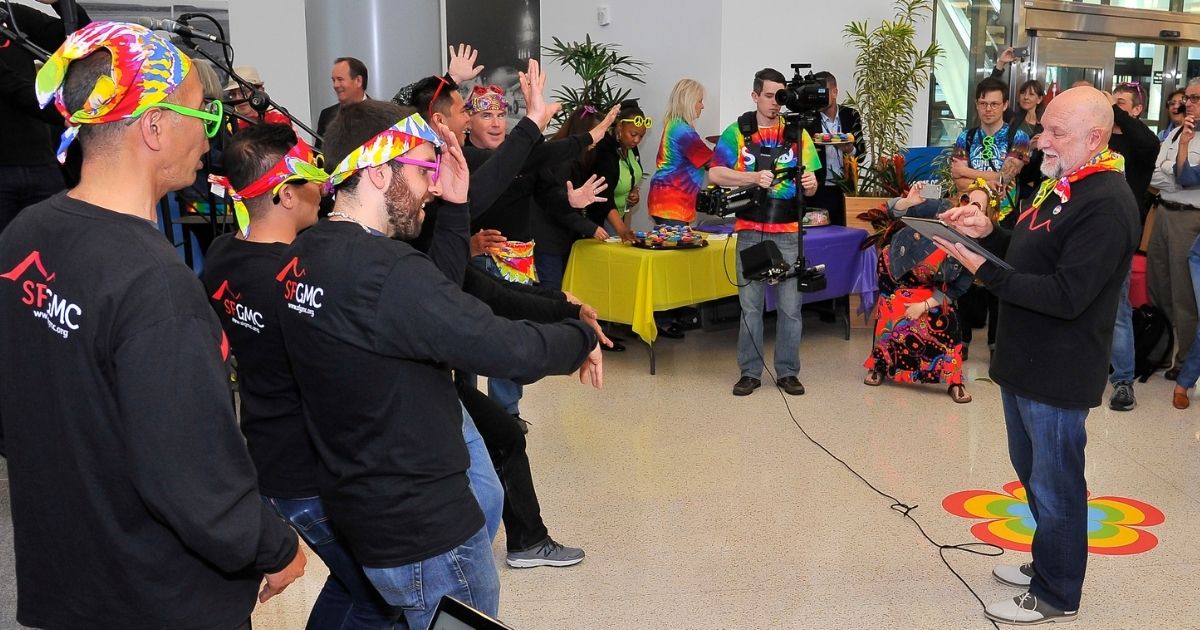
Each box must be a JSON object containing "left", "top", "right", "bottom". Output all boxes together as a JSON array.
[
  {"left": 278, "top": 220, "right": 596, "bottom": 566},
  {"left": 976, "top": 170, "right": 1140, "bottom": 409},
  {"left": 0, "top": 194, "right": 297, "bottom": 629},
  {"left": 1108, "top": 105, "right": 1160, "bottom": 223}
]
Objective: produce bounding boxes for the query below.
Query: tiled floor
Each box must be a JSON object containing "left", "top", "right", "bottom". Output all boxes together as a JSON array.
[{"left": 4, "top": 318, "right": 1200, "bottom": 628}]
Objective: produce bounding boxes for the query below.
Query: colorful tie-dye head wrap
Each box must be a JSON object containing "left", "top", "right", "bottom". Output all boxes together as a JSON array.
[
  {"left": 491, "top": 240, "right": 538, "bottom": 284},
  {"left": 35, "top": 21, "right": 192, "bottom": 163},
  {"left": 325, "top": 112, "right": 444, "bottom": 192},
  {"left": 210, "top": 136, "right": 329, "bottom": 237},
  {"left": 465, "top": 85, "right": 508, "bottom": 114}
]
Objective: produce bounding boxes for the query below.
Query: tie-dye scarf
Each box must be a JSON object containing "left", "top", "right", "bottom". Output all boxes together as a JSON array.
[
  {"left": 325, "top": 113, "right": 443, "bottom": 192},
  {"left": 491, "top": 241, "right": 538, "bottom": 284},
  {"left": 210, "top": 136, "right": 328, "bottom": 237},
  {"left": 1028, "top": 148, "right": 1125, "bottom": 214},
  {"left": 35, "top": 21, "right": 191, "bottom": 163}
]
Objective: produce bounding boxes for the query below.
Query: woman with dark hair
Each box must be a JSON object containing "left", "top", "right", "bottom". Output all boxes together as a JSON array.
[
  {"left": 1013, "top": 79, "right": 1046, "bottom": 141},
  {"left": 585, "top": 99, "right": 649, "bottom": 242},
  {"left": 1161, "top": 89, "right": 1186, "bottom": 142}
]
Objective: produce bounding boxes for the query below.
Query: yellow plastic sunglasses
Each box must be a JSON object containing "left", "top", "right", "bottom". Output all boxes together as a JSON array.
[{"left": 619, "top": 115, "right": 652, "bottom": 129}]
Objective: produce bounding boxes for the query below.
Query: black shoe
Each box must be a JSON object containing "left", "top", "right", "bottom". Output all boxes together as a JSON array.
[
  {"left": 601, "top": 339, "right": 626, "bottom": 352},
  {"left": 732, "top": 376, "right": 761, "bottom": 396},
  {"left": 776, "top": 376, "right": 805, "bottom": 396},
  {"left": 513, "top": 414, "right": 530, "bottom": 435},
  {"left": 1166, "top": 366, "right": 1181, "bottom": 381},
  {"left": 657, "top": 324, "right": 685, "bottom": 339}
]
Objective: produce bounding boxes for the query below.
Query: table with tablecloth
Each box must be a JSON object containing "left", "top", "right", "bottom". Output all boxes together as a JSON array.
[{"left": 562, "top": 225, "right": 877, "bottom": 351}]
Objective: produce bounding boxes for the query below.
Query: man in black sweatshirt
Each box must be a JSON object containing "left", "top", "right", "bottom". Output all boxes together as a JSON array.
[
  {"left": 279, "top": 100, "right": 601, "bottom": 628},
  {"left": 0, "top": 22, "right": 304, "bottom": 629},
  {"left": 939, "top": 86, "right": 1140, "bottom": 626}
]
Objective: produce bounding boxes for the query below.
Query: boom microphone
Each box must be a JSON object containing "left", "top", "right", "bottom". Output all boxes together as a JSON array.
[{"left": 134, "top": 17, "right": 225, "bottom": 43}]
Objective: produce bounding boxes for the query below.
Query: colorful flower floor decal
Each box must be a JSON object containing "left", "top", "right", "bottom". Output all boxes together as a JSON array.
[{"left": 942, "top": 481, "right": 1164, "bottom": 555}]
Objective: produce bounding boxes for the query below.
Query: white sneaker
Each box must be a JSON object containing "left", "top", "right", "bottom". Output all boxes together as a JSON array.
[
  {"left": 993, "top": 562, "right": 1036, "bottom": 588},
  {"left": 985, "top": 592, "right": 1077, "bottom": 626}
]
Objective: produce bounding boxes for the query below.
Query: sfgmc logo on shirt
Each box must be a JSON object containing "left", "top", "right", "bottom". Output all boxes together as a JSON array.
[
  {"left": 276, "top": 256, "right": 323, "bottom": 318},
  {"left": 0, "top": 251, "right": 83, "bottom": 339},
  {"left": 210, "top": 280, "right": 265, "bottom": 333}
]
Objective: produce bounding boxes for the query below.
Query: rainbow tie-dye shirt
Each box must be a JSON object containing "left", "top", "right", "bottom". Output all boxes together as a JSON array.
[
  {"left": 711, "top": 118, "right": 821, "bottom": 233},
  {"left": 647, "top": 118, "right": 714, "bottom": 223}
]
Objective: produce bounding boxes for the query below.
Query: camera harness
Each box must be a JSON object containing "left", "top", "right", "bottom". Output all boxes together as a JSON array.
[{"left": 733, "top": 112, "right": 805, "bottom": 227}]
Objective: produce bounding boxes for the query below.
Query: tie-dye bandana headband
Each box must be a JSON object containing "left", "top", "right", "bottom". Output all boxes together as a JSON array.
[
  {"left": 35, "top": 21, "right": 192, "bottom": 163},
  {"left": 491, "top": 240, "right": 538, "bottom": 284},
  {"left": 466, "top": 85, "right": 508, "bottom": 114},
  {"left": 210, "top": 137, "right": 329, "bottom": 237},
  {"left": 325, "top": 112, "right": 444, "bottom": 193}
]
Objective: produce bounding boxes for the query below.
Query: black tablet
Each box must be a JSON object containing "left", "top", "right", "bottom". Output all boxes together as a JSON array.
[
  {"left": 900, "top": 216, "right": 1014, "bottom": 271},
  {"left": 429, "top": 596, "right": 514, "bottom": 630}
]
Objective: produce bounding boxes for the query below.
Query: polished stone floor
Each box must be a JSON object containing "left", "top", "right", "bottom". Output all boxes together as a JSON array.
[{"left": 3, "top": 317, "right": 1199, "bottom": 629}]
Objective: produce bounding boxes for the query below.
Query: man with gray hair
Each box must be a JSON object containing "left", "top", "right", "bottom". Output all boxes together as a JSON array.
[
  {"left": 1148, "top": 76, "right": 1200, "bottom": 381},
  {"left": 938, "top": 86, "right": 1139, "bottom": 625}
]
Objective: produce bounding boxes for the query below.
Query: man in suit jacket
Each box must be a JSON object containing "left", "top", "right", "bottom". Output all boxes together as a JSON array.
[
  {"left": 315, "top": 57, "right": 369, "bottom": 148},
  {"left": 806, "top": 71, "right": 865, "bottom": 226}
]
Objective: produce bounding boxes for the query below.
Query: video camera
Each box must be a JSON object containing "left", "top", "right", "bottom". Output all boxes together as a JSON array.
[
  {"left": 739, "top": 239, "right": 828, "bottom": 293},
  {"left": 696, "top": 184, "right": 762, "bottom": 217},
  {"left": 776, "top": 63, "right": 829, "bottom": 128}
]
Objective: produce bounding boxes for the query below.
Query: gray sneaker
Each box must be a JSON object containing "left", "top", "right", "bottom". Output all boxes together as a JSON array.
[
  {"left": 993, "top": 562, "right": 1035, "bottom": 587},
  {"left": 505, "top": 537, "right": 585, "bottom": 568},
  {"left": 985, "top": 591, "right": 1077, "bottom": 625},
  {"left": 1109, "top": 381, "right": 1136, "bottom": 411}
]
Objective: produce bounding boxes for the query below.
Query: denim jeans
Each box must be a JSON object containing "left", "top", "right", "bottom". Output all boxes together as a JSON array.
[
  {"left": 1177, "top": 234, "right": 1200, "bottom": 388},
  {"left": 462, "top": 406, "right": 503, "bottom": 542},
  {"left": 263, "top": 496, "right": 401, "bottom": 629},
  {"left": 470, "top": 255, "right": 524, "bottom": 414},
  {"left": 535, "top": 252, "right": 567, "bottom": 292},
  {"left": 0, "top": 165, "right": 65, "bottom": 235},
  {"left": 1000, "top": 389, "right": 1089, "bottom": 612},
  {"left": 1109, "top": 272, "right": 1135, "bottom": 384},
  {"left": 363, "top": 527, "right": 500, "bottom": 630},
  {"left": 735, "top": 230, "right": 803, "bottom": 379}
]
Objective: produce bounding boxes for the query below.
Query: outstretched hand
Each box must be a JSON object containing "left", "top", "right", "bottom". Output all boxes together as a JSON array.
[
  {"left": 520, "top": 59, "right": 560, "bottom": 131},
  {"left": 447, "top": 44, "right": 484, "bottom": 83},
  {"left": 432, "top": 121, "right": 470, "bottom": 204},
  {"left": 588, "top": 105, "right": 620, "bottom": 145},
  {"left": 567, "top": 175, "right": 608, "bottom": 209},
  {"left": 579, "top": 304, "right": 614, "bottom": 348},
  {"left": 578, "top": 344, "right": 604, "bottom": 389}
]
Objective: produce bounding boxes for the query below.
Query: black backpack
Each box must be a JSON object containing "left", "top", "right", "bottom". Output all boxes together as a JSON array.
[{"left": 1133, "top": 304, "right": 1174, "bottom": 382}]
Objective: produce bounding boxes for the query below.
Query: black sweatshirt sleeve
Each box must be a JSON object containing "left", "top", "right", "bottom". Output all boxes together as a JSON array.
[
  {"left": 525, "top": 133, "right": 589, "bottom": 174},
  {"left": 1112, "top": 106, "right": 1162, "bottom": 164},
  {"left": 973, "top": 210, "right": 1132, "bottom": 320},
  {"left": 0, "top": 60, "right": 61, "bottom": 122},
  {"left": 585, "top": 139, "right": 621, "bottom": 225},
  {"left": 375, "top": 252, "right": 596, "bottom": 381},
  {"left": 462, "top": 264, "right": 579, "bottom": 322},
  {"left": 467, "top": 117, "right": 545, "bottom": 216},
  {"left": 424, "top": 201, "right": 471, "bottom": 286},
  {"left": 114, "top": 315, "right": 298, "bottom": 574},
  {"left": 23, "top": 1, "right": 91, "bottom": 51}
]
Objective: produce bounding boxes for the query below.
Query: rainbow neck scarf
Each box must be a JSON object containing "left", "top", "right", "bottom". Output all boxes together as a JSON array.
[
  {"left": 210, "top": 137, "right": 328, "bottom": 237},
  {"left": 35, "top": 21, "right": 191, "bottom": 163},
  {"left": 1028, "top": 148, "right": 1125, "bottom": 213}
]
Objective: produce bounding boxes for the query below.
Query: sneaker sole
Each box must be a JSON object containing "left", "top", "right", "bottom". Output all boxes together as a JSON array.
[
  {"left": 984, "top": 610, "right": 1077, "bottom": 625},
  {"left": 993, "top": 572, "right": 1033, "bottom": 588},
  {"left": 506, "top": 556, "right": 584, "bottom": 568},
  {"left": 1109, "top": 402, "right": 1136, "bottom": 411}
]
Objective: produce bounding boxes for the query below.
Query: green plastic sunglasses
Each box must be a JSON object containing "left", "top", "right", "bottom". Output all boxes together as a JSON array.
[{"left": 130, "top": 99, "right": 224, "bottom": 138}]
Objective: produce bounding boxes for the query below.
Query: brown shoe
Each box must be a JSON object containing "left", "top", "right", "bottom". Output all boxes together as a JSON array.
[
  {"left": 948, "top": 384, "right": 972, "bottom": 404},
  {"left": 1173, "top": 388, "right": 1190, "bottom": 410}
]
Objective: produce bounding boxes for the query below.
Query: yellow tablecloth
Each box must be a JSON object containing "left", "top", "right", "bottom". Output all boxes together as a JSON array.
[{"left": 562, "top": 238, "right": 739, "bottom": 344}]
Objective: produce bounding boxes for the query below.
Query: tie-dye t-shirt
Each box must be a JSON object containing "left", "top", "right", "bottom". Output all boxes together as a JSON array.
[
  {"left": 711, "top": 118, "right": 821, "bottom": 233},
  {"left": 951, "top": 123, "right": 1031, "bottom": 220},
  {"left": 648, "top": 118, "right": 714, "bottom": 223}
]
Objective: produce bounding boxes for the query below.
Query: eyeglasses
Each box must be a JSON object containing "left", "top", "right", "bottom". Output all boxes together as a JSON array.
[
  {"left": 131, "top": 99, "right": 224, "bottom": 138},
  {"left": 1168, "top": 99, "right": 1185, "bottom": 107},
  {"left": 976, "top": 100, "right": 1004, "bottom": 111},
  {"left": 1185, "top": 95, "right": 1200, "bottom": 104},
  {"left": 619, "top": 115, "right": 652, "bottom": 128},
  {"left": 393, "top": 152, "right": 441, "bottom": 184},
  {"left": 1118, "top": 81, "right": 1144, "bottom": 96},
  {"left": 959, "top": 193, "right": 983, "bottom": 211}
]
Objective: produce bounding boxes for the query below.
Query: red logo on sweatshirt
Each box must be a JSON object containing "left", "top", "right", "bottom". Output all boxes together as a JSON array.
[
  {"left": 1, "top": 251, "right": 83, "bottom": 339},
  {"left": 210, "top": 280, "right": 265, "bottom": 333},
  {"left": 276, "top": 257, "right": 323, "bottom": 317}
]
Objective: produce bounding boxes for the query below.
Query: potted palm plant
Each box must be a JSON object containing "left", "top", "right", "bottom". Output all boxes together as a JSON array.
[
  {"left": 840, "top": 0, "right": 943, "bottom": 229},
  {"left": 542, "top": 34, "right": 649, "bottom": 125}
]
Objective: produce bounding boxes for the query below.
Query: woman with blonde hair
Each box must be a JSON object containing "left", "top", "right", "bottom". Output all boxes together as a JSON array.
[{"left": 648, "top": 79, "right": 713, "bottom": 226}]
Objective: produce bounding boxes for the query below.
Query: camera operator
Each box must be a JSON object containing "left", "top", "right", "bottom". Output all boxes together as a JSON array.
[{"left": 709, "top": 67, "right": 821, "bottom": 397}]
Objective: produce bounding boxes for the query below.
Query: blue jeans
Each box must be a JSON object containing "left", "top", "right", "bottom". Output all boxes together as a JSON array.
[
  {"left": 1109, "top": 272, "right": 1135, "bottom": 384},
  {"left": 363, "top": 527, "right": 500, "bottom": 630},
  {"left": 1177, "top": 235, "right": 1200, "bottom": 388},
  {"left": 535, "top": 252, "right": 567, "bottom": 292},
  {"left": 462, "top": 406, "right": 503, "bottom": 542},
  {"left": 1000, "top": 389, "right": 1089, "bottom": 612},
  {"left": 264, "top": 496, "right": 401, "bottom": 629},
  {"left": 470, "top": 255, "right": 525, "bottom": 414},
  {"left": 735, "top": 230, "right": 803, "bottom": 379}
]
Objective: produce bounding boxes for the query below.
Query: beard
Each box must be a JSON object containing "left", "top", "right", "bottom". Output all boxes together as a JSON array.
[{"left": 384, "top": 167, "right": 425, "bottom": 239}]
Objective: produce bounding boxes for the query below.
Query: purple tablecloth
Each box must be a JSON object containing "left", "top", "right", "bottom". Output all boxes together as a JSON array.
[{"left": 698, "top": 223, "right": 878, "bottom": 320}]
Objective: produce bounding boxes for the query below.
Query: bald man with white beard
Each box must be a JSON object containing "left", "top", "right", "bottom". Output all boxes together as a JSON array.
[{"left": 937, "top": 87, "right": 1140, "bottom": 626}]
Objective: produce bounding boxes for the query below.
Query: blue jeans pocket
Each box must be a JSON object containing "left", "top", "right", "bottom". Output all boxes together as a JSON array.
[
  {"left": 265, "top": 497, "right": 337, "bottom": 546},
  {"left": 363, "top": 563, "right": 424, "bottom": 610}
]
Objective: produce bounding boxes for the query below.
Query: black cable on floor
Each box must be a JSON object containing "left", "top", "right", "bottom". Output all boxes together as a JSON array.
[{"left": 738, "top": 305, "right": 1004, "bottom": 629}]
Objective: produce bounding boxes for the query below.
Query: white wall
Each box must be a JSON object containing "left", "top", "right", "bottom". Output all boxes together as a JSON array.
[{"left": 227, "top": 0, "right": 312, "bottom": 137}]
